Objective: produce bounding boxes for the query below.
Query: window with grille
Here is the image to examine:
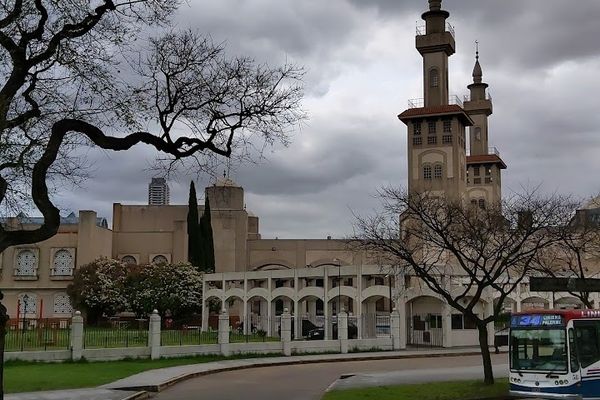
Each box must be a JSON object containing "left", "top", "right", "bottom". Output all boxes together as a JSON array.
[
  {"left": 479, "top": 199, "right": 486, "bottom": 209},
  {"left": 152, "top": 255, "right": 168, "bottom": 265},
  {"left": 53, "top": 294, "right": 73, "bottom": 314},
  {"left": 414, "top": 122, "right": 422, "bottom": 135},
  {"left": 474, "top": 177, "right": 482, "bottom": 184},
  {"left": 18, "top": 293, "right": 37, "bottom": 314},
  {"left": 434, "top": 164, "right": 443, "bottom": 179},
  {"left": 413, "top": 137, "right": 422, "bottom": 146},
  {"left": 430, "top": 69, "right": 439, "bottom": 87},
  {"left": 485, "top": 177, "right": 492, "bottom": 184},
  {"left": 443, "top": 120, "right": 451, "bottom": 133},
  {"left": 442, "top": 135, "right": 452, "bottom": 144},
  {"left": 15, "top": 249, "right": 37, "bottom": 276},
  {"left": 474, "top": 166, "right": 480, "bottom": 176},
  {"left": 53, "top": 249, "right": 74, "bottom": 276},
  {"left": 427, "top": 136, "right": 437, "bottom": 145},
  {"left": 121, "top": 255, "right": 137, "bottom": 265},
  {"left": 423, "top": 165, "right": 432, "bottom": 180},
  {"left": 428, "top": 121, "right": 436, "bottom": 134}
]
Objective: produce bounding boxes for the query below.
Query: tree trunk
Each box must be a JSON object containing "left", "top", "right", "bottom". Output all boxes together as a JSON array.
[{"left": 478, "top": 323, "right": 494, "bottom": 385}]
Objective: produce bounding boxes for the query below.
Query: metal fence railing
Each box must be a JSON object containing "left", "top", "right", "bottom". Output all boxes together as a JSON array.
[
  {"left": 5, "top": 318, "right": 71, "bottom": 352},
  {"left": 361, "top": 314, "right": 391, "bottom": 339},
  {"left": 161, "top": 328, "right": 218, "bottom": 346},
  {"left": 83, "top": 320, "right": 149, "bottom": 349}
]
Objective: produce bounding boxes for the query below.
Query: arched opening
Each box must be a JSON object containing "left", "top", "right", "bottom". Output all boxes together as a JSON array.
[
  {"left": 521, "top": 296, "right": 550, "bottom": 311},
  {"left": 406, "top": 295, "right": 444, "bottom": 347},
  {"left": 554, "top": 296, "right": 584, "bottom": 310},
  {"left": 362, "top": 295, "right": 391, "bottom": 339}
]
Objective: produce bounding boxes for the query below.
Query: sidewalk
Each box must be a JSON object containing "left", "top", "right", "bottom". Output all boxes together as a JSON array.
[{"left": 8, "top": 347, "right": 503, "bottom": 400}]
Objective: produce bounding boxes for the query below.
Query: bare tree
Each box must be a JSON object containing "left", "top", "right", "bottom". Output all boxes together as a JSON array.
[
  {"left": 533, "top": 201, "right": 600, "bottom": 308},
  {"left": 0, "top": 1, "right": 304, "bottom": 396},
  {"left": 353, "top": 188, "right": 571, "bottom": 385}
]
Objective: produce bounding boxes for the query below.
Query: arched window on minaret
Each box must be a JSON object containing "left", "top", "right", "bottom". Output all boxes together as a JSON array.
[
  {"left": 430, "top": 68, "right": 439, "bottom": 88},
  {"left": 434, "top": 164, "right": 443, "bottom": 179},
  {"left": 478, "top": 199, "right": 486, "bottom": 209},
  {"left": 423, "top": 165, "right": 432, "bottom": 180}
]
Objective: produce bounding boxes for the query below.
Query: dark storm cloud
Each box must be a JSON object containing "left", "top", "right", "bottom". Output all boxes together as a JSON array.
[
  {"left": 349, "top": 0, "right": 600, "bottom": 71},
  {"left": 48, "top": 0, "right": 600, "bottom": 239}
]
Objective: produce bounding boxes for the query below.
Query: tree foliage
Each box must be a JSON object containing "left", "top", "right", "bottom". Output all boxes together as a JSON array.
[
  {"left": 0, "top": 1, "right": 304, "bottom": 395},
  {"left": 534, "top": 201, "right": 600, "bottom": 308},
  {"left": 128, "top": 261, "right": 203, "bottom": 318},
  {"left": 187, "top": 180, "right": 201, "bottom": 267},
  {"left": 353, "top": 188, "right": 573, "bottom": 384},
  {"left": 68, "top": 258, "right": 203, "bottom": 321},
  {"left": 66, "top": 257, "right": 130, "bottom": 324},
  {"left": 199, "top": 195, "right": 215, "bottom": 272}
]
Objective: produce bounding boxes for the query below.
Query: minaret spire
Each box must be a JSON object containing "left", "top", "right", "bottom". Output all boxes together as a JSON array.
[{"left": 472, "top": 40, "right": 483, "bottom": 84}]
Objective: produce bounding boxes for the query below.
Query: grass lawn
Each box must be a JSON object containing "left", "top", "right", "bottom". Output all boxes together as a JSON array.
[
  {"left": 4, "top": 353, "right": 279, "bottom": 394},
  {"left": 322, "top": 379, "right": 509, "bottom": 400}
]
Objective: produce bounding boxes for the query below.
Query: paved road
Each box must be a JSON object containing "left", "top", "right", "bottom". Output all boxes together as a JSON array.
[{"left": 152, "top": 353, "right": 507, "bottom": 400}]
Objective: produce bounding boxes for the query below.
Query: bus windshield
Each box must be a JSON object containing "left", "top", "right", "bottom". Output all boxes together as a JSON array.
[{"left": 511, "top": 328, "right": 567, "bottom": 372}]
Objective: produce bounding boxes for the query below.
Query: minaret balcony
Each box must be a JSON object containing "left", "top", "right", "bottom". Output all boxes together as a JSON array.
[
  {"left": 416, "top": 22, "right": 455, "bottom": 38},
  {"left": 408, "top": 94, "right": 463, "bottom": 109},
  {"left": 463, "top": 90, "right": 492, "bottom": 103}
]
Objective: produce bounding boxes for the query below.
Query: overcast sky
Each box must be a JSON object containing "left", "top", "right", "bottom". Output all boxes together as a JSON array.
[{"left": 56, "top": 0, "right": 600, "bottom": 239}]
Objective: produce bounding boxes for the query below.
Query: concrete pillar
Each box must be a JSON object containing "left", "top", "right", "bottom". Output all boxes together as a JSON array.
[
  {"left": 71, "top": 311, "right": 84, "bottom": 361},
  {"left": 294, "top": 299, "right": 300, "bottom": 340},
  {"left": 218, "top": 310, "right": 230, "bottom": 357},
  {"left": 149, "top": 309, "right": 161, "bottom": 360},
  {"left": 397, "top": 297, "right": 407, "bottom": 349},
  {"left": 442, "top": 302, "right": 453, "bottom": 348},
  {"left": 391, "top": 308, "right": 402, "bottom": 350},
  {"left": 201, "top": 279, "right": 208, "bottom": 332},
  {"left": 357, "top": 268, "right": 363, "bottom": 339},
  {"left": 338, "top": 310, "right": 348, "bottom": 354},
  {"left": 281, "top": 308, "right": 292, "bottom": 356},
  {"left": 324, "top": 270, "right": 330, "bottom": 340},
  {"left": 242, "top": 299, "right": 248, "bottom": 335},
  {"left": 267, "top": 278, "right": 273, "bottom": 337}
]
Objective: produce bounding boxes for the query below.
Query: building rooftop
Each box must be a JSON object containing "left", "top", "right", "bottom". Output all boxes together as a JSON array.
[
  {"left": 466, "top": 154, "right": 507, "bottom": 169},
  {"left": 398, "top": 104, "right": 474, "bottom": 126},
  {"left": 0, "top": 212, "right": 108, "bottom": 228}
]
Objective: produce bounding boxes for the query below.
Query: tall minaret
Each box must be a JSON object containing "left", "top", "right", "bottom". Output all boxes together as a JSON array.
[
  {"left": 463, "top": 47, "right": 506, "bottom": 207},
  {"left": 464, "top": 46, "right": 492, "bottom": 155},
  {"left": 417, "top": 0, "right": 455, "bottom": 107},
  {"left": 399, "top": 0, "right": 473, "bottom": 202}
]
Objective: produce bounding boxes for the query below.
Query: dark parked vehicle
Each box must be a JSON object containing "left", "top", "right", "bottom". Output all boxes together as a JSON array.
[
  {"left": 278, "top": 319, "right": 320, "bottom": 339},
  {"left": 307, "top": 322, "right": 358, "bottom": 340}
]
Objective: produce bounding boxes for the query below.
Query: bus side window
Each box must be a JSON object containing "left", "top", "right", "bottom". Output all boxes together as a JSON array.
[
  {"left": 574, "top": 321, "right": 600, "bottom": 368},
  {"left": 569, "top": 328, "right": 580, "bottom": 373}
]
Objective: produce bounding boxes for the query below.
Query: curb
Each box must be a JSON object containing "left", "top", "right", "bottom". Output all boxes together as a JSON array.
[
  {"left": 121, "top": 391, "right": 150, "bottom": 400},
  {"left": 113, "top": 350, "right": 507, "bottom": 393}
]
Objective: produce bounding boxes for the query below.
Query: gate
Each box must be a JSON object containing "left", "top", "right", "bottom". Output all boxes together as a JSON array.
[{"left": 406, "top": 314, "right": 443, "bottom": 348}]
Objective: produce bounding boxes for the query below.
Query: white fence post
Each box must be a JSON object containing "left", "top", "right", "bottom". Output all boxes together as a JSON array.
[
  {"left": 219, "top": 309, "right": 230, "bottom": 357},
  {"left": 281, "top": 308, "right": 292, "bottom": 356},
  {"left": 338, "top": 310, "right": 348, "bottom": 354},
  {"left": 149, "top": 309, "right": 161, "bottom": 360},
  {"left": 71, "top": 311, "right": 84, "bottom": 361}
]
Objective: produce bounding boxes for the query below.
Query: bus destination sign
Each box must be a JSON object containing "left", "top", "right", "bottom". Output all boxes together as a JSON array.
[{"left": 511, "top": 314, "right": 564, "bottom": 328}]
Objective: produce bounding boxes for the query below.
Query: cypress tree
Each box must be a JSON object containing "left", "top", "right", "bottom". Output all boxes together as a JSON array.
[
  {"left": 187, "top": 181, "right": 202, "bottom": 268},
  {"left": 200, "top": 196, "right": 215, "bottom": 272}
]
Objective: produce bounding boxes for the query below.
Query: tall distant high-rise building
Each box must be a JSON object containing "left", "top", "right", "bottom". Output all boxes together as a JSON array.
[{"left": 148, "top": 177, "right": 170, "bottom": 205}]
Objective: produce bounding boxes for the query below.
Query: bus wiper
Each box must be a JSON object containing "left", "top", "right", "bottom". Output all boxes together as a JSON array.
[{"left": 545, "top": 368, "right": 565, "bottom": 378}]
